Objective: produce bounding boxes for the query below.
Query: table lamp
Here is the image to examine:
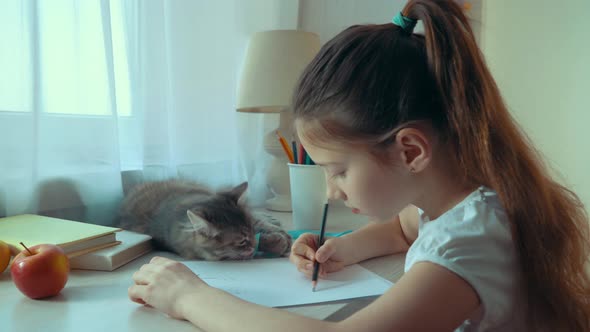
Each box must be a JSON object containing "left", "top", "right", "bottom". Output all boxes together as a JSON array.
[{"left": 237, "top": 30, "right": 320, "bottom": 212}]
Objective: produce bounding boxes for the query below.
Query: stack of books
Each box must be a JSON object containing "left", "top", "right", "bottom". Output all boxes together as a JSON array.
[
  {"left": 0, "top": 214, "right": 152, "bottom": 271},
  {"left": 69, "top": 230, "right": 152, "bottom": 271}
]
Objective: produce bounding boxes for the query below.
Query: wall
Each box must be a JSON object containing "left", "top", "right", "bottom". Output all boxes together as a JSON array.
[
  {"left": 482, "top": 0, "right": 590, "bottom": 211},
  {"left": 165, "top": 0, "right": 299, "bottom": 164},
  {"left": 299, "top": 0, "right": 404, "bottom": 43},
  {"left": 299, "top": 0, "right": 590, "bottom": 211},
  {"left": 298, "top": 0, "right": 483, "bottom": 44}
]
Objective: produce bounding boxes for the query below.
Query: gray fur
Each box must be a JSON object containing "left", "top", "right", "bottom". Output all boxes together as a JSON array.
[{"left": 118, "top": 179, "right": 291, "bottom": 260}]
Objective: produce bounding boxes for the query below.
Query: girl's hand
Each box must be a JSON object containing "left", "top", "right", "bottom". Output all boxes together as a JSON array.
[
  {"left": 289, "top": 233, "right": 345, "bottom": 278},
  {"left": 128, "top": 256, "right": 207, "bottom": 319}
]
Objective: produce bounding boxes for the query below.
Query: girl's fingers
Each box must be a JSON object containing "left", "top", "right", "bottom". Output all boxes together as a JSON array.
[
  {"left": 132, "top": 269, "right": 155, "bottom": 285},
  {"left": 290, "top": 241, "right": 316, "bottom": 261},
  {"left": 298, "top": 233, "right": 318, "bottom": 244},
  {"left": 130, "top": 296, "right": 146, "bottom": 305},
  {"left": 315, "top": 239, "right": 337, "bottom": 263},
  {"left": 294, "top": 233, "right": 319, "bottom": 249},
  {"left": 128, "top": 285, "right": 147, "bottom": 304},
  {"left": 288, "top": 249, "right": 314, "bottom": 277},
  {"left": 289, "top": 233, "right": 343, "bottom": 278},
  {"left": 290, "top": 256, "right": 343, "bottom": 279},
  {"left": 294, "top": 256, "right": 314, "bottom": 275},
  {"left": 149, "top": 256, "right": 175, "bottom": 265},
  {"left": 321, "top": 260, "right": 345, "bottom": 275}
]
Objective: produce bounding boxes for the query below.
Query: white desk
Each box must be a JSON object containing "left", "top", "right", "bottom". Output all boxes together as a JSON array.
[{"left": 0, "top": 206, "right": 406, "bottom": 332}]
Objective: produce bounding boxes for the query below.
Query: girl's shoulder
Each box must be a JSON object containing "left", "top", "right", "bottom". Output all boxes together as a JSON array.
[
  {"left": 417, "top": 186, "right": 509, "bottom": 235},
  {"left": 407, "top": 186, "right": 525, "bottom": 331},
  {"left": 410, "top": 186, "right": 515, "bottom": 269}
]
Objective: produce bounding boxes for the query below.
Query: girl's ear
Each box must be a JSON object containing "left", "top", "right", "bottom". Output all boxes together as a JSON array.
[{"left": 394, "top": 128, "right": 432, "bottom": 173}]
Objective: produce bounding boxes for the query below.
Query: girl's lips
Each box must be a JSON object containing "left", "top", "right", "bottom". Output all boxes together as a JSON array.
[{"left": 351, "top": 208, "right": 360, "bottom": 214}]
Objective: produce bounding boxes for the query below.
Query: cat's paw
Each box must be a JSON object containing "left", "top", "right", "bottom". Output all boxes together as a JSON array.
[{"left": 258, "top": 231, "right": 292, "bottom": 256}]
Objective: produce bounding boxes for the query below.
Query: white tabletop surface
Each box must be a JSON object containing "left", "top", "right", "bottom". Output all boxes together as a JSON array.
[{"left": 0, "top": 206, "right": 406, "bottom": 332}]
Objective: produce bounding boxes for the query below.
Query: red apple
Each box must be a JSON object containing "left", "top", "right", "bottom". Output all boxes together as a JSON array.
[{"left": 10, "top": 243, "right": 69, "bottom": 299}]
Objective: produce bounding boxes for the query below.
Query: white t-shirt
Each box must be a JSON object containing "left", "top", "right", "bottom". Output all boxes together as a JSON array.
[{"left": 404, "top": 186, "right": 525, "bottom": 331}]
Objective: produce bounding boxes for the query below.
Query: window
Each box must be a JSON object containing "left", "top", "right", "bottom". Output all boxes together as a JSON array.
[
  {"left": 0, "top": 0, "right": 132, "bottom": 116},
  {"left": 0, "top": 1, "right": 31, "bottom": 113}
]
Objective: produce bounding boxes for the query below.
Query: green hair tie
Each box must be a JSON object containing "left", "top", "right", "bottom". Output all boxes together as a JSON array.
[{"left": 392, "top": 11, "right": 417, "bottom": 34}]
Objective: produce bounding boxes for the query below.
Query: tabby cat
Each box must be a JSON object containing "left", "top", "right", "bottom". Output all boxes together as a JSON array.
[{"left": 118, "top": 179, "right": 292, "bottom": 260}]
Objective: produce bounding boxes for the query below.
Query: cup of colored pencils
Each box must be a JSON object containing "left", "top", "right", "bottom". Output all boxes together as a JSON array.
[{"left": 275, "top": 130, "right": 315, "bottom": 165}]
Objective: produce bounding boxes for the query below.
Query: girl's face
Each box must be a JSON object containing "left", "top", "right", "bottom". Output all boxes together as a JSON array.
[{"left": 300, "top": 136, "right": 415, "bottom": 222}]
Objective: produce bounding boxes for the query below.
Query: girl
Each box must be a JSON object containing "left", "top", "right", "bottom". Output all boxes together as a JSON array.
[{"left": 127, "top": 0, "right": 590, "bottom": 331}]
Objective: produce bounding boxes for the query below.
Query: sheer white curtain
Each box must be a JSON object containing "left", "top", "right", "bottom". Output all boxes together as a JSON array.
[{"left": 0, "top": 0, "right": 299, "bottom": 225}]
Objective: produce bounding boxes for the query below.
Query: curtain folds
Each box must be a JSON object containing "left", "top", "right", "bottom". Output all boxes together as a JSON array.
[{"left": 0, "top": 0, "right": 299, "bottom": 224}]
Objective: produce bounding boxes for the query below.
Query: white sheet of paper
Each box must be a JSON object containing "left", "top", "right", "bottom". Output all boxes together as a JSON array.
[{"left": 183, "top": 258, "right": 393, "bottom": 307}]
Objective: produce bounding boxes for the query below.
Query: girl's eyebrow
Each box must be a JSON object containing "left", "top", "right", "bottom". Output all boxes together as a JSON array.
[{"left": 314, "top": 162, "right": 342, "bottom": 167}]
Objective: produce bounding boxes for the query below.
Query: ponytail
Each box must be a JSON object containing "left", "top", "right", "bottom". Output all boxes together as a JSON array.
[{"left": 403, "top": 1, "right": 590, "bottom": 330}]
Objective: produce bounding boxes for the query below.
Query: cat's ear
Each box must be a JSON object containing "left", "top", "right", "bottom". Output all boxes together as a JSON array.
[
  {"left": 187, "top": 210, "right": 213, "bottom": 233},
  {"left": 230, "top": 181, "right": 248, "bottom": 206}
]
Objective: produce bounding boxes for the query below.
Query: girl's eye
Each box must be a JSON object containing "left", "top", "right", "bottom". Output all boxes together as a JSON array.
[{"left": 331, "top": 171, "right": 346, "bottom": 180}]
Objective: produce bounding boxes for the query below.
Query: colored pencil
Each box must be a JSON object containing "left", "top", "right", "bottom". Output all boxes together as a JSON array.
[
  {"left": 292, "top": 141, "right": 298, "bottom": 164},
  {"left": 312, "top": 202, "right": 330, "bottom": 292},
  {"left": 276, "top": 131, "right": 295, "bottom": 163},
  {"left": 298, "top": 143, "right": 304, "bottom": 165}
]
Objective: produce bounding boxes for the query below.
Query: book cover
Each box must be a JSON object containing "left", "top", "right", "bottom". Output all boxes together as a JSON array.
[
  {"left": 0, "top": 214, "right": 121, "bottom": 257},
  {"left": 69, "top": 230, "right": 153, "bottom": 271}
]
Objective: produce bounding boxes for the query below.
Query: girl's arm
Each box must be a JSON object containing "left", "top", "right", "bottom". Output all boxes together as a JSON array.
[
  {"left": 129, "top": 257, "right": 340, "bottom": 331},
  {"left": 334, "top": 214, "right": 410, "bottom": 266},
  {"left": 290, "top": 205, "right": 419, "bottom": 277},
  {"left": 182, "top": 262, "right": 479, "bottom": 332},
  {"left": 179, "top": 284, "right": 339, "bottom": 332},
  {"left": 342, "top": 204, "right": 420, "bottom": 264},
  {"left": 130, "top": 206, "right": 480, "bottom": 332},
  {"left": 132, "top": 257, "right": 479, "bottom": 332},
  {"left": 341, "top": 262, "right": 480, "bottom": 331},
  {"left": 174, "top": 204, "right": 418, "bottom": 330}
]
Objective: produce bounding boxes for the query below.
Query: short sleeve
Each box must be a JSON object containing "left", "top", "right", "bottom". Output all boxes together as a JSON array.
[{"left": 405, "top": 199, "right": 521, "bottom": 330}]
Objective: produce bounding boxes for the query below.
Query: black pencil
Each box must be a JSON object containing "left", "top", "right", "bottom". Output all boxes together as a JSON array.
[{"left": 312, "top": 202, "right": 330, "bottom": 292}]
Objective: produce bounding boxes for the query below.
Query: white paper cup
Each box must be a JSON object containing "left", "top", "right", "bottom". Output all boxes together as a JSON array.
[{"left": 288, "top": 163, "right": 327, "bottom": 230}]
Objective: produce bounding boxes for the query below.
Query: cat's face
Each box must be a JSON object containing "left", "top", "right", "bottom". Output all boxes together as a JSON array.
[
  {"left": 192, "top": 224, "right": 256, "bottom": 260},
  {"left": 185, "top": 182, "right": 257, "bottom": 260}
]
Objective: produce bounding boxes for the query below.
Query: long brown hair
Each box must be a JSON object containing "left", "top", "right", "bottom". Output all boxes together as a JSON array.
[{"left": 292, "top": 0, "right": 590, "bottom": 330}]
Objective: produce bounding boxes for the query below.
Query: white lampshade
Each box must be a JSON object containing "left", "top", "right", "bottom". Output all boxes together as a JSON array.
[{"left": 237, "top": 30, "right": 321, "bottom": 113}]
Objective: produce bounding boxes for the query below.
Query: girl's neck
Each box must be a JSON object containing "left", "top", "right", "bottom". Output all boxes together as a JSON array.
[{"left": 413, "top": 162, "right": 478, "bottom": 221}]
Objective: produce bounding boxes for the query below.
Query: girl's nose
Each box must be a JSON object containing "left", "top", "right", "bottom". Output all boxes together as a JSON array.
[{"left": 326, "top": 182, "right": 347, "bottom": 201}]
